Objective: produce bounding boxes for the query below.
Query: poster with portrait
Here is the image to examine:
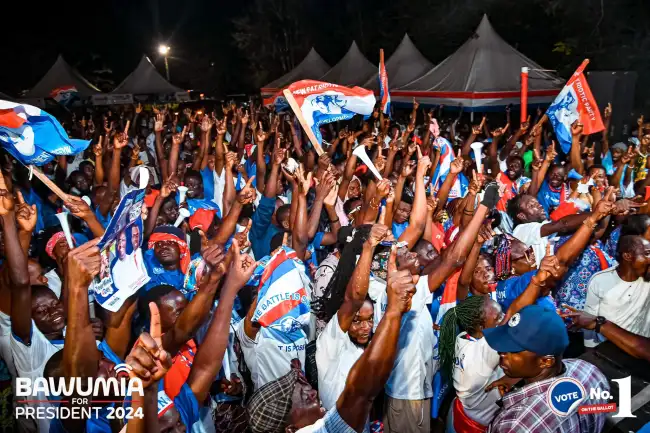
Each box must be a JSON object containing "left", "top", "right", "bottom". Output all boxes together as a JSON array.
[{"left": 92, "top": 188, "right": 150, "bottom": 311}]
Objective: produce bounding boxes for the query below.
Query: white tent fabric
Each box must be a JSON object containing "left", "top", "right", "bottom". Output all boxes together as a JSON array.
[
  {"left": 319, "top": 41, "right": 376, "bottom": 87},
  {"left": 363, "top": 34, "right": 434, "bottom": 91},
  {"left": 112, "top": 56, "right": 182, "bottom": 95},
  {"left": 26, "top": 55, "right": 101, "bottom": 98},
  {"left": 261, "top": 48, "right": 331, "bottom": 97},
  {"left": 393, "top": 15, "right": 564, "bottom": 108}
]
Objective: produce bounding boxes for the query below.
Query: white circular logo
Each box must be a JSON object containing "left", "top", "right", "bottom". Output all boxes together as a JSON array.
[
  {"left": 508, "top": 313, "right": 521, "bottom": 327},
  {"left": 546, "top": 377, "right": 586, "bottom": 416}
]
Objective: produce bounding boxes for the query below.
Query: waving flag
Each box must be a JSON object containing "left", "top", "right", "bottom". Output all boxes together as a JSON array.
[
  {"left": 50, "top": 86, "right": 79, "bottom": 106},
  {"left": 378, "top": 49, "right": 391, "bottom": 115},
  {"left": 252, "top": 246, "right": 311, "bottom": 340},
  {"left": 286, "top": 80, "right": 375, "bottom": 144},
  {"left": 546, "top": 59, "right": 604, "bottom": 154},
  {"left": 0, "top": 100, "right": 90, "bottom": 165}
]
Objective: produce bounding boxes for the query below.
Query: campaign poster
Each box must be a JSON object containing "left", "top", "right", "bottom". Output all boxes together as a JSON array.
[{"left": 92, "top": 188, "right": 150, "bottom": 311}]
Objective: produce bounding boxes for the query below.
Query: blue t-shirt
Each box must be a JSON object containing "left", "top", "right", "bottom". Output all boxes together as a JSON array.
[
  {"left": 537, "top": 180, "right": 566, "bottom": 216},
  {"left": 22, "top": 187, "right": 57, "bottom": 232},
  {"left": 176, "top": 192, "right": 221, "bottom": 218},
  {"left": 143, "top": 249, "right": 185, "bottom": 291},
  {"left": 392, "top": 221, "right": 409, "bottom": 240},
  {"left": 307, "top": 232, "right": 325, "bottom": 268},
  {"left": 250, "top": 196, "right": 282, "bottom": 259},
  {"left": 157, "top": 382, "right": 200, "bottom": 429},
  {"left": 94, "top": 205, "right": 112, "bottom": 229},
  {"left": 495, "top": 271, "right": 556, "bottom": 311},
  {"left": 200, "top": 168, "right": 215, "bottom": 203}
]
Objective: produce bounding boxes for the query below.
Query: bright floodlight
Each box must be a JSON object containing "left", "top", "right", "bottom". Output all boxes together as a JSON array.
[{"left": 158, "top": 45, "right": 170, "bottom": 55}]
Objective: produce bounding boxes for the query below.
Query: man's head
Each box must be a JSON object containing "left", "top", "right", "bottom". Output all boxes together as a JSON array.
[
  {"left": 139, "top": 285, "right": 188, "bottom": 334},
  {"left": 617, "top": 235, "right": 650, "bottom": 279},
  {"left": 31, "top": 285, "right": 65, "bottom": 337},
  {"left": 505, "top": 156, "right": 525, "bottom": 182},
  {"left": 349, "top": 299, "right": 374, "bottom": 348},
  {"left": 131, "top": 224, "right": 141, "bottom": 250},
  {"left": 611, "top": 142, "right": 628, "bottom": 162},
  {"left": 68, "top": 170, "right": 91, "bottom": 195},
  {"left": 622, "top": 214, "right": 650, "bottom": 241},
  {"left": 588, "top": 164, "right": 608, "bottom": 188},
  {"left": 153, "top": 239, "right": 180, "bottom": 267},
  {"left": 79, "top": 160, "right": 95, "bottom": 182},
  {"left": 276, "top": 204, "right": 291, "bottom": 231},
  {"left": 413, "top": 239, "right": 439, "bottom": 271},
  {"left": 183, "top": 170, "right": 204, "bottom": 199},
  {"left": 547, "top": 164, "right": 566, "bottom": 189},
  {"left": 343, "top": 198, "right": 363, "bottom": 223},
  {"left": 508, "top": 194, "right": 547, "bottom": 225},
  {"left": 484, "top": 305, "right": 568, "bottom": 380},
  {"left": 247, "top": 360, "right": 324, "bottom": 433},
  {"left": 161, "top": 196, "right": 180, "bottom": 225},
  {"left": 28, "top": 259, "right": 49, "bottom": 286},
  {"left": 117, "top": 231, "right": 127, "bottom": 260},
  {"left": 394, "top": 194, "right": 413, "bottom": 224},
  {"left": 396, "top": 245, "right": 421, "bottom": 275}
]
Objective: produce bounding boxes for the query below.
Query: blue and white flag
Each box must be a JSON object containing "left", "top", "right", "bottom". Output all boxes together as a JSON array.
[
  {"left": 0, "top": 100, "right": 90, "bottom": 166},
  {"left": 50, "top": 86, "right": 79, "bottom": 106},
  {"left": 286, "top": 80, "right": 375, "bottom": 144}
]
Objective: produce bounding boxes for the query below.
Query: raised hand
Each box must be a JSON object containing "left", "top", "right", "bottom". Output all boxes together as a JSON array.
[
  {"left": 472, "top": 116, "right": 486, "bottom": 135},
  {"left": 571, "top": 120, "right": 584, "bottom": 137},
  {"left": 412, "top": 98, "right": 419, "bottom": 111},
  {"left": 93, "top": 137, "right": 104, "bottom": 157},
  {"left": 15, "top": 191, "right": 37, "bottom": 233},
  {"left": 200, "top": 115, "right": 214, "bottom": 133},
  {"left": 225, "top": 151, "right": 238, "bottom": 170},
  {"left": 160, "top": 177, "right": 178, "bottom": 198},
  {"left": 318, "top": 153, "right": 332, "bottom": 171},
  {"left": 113, "top": 121, "right": 130, "bottom": 150},
  {"left": 520, "top": 115, "right": 531, "bottom": 133},
  {"left": 65, "top": 196, "right": 94, "bottom": 221},
  {"left": 426, "top": 195, "right": 438, "bottom": 213},
  {"left": 375, "top": 178, "right": 391, "bottom": 199},
  {"left": 154, "top": 113, "right": 164, "bottom": 133},
  {"left": 538, "top": 244, "right": 562, "bottom": 280},
  {"left": 255, "top": 122, "right": 268, "bottom": 143},
  {"left": 237, "top": 176, "right": 257, "bottom": 205},
  {"left": 401, "top": 160, "right": 416, "bottom": 178},
  {"left": 365, "top": 224, "right": 390, "bottom": 248},
  {"left": 135, "top": 103, "right": 143, "bottom": 114},
  {"left": 183, "top": 108, "right": 192, "bottom": 120},
  {"left": 386, "top": 245, "right": 418, "bottom": 315},
  {"left": 593, "top": 195, "right": 615, "bottom": 219},
  {"left": 604, "top": 102, "right": 612, "bottom": 119},
  {"left": 545, "top": 141, "right": 557, "bottom": 162},
  {"left": 172, "top": 125, "right": 188, "bottom": 147},
  {"left": 223, "top": 239, "right": 256, "bottom": 289},
  {"left": 416, "top": 146, "right": 432, "bottom": 175},
  {"left": 295, "top": 164, "right": 312, "bottom": 196},
  {"left": 449, "top": 150, "right": 464, "bottom": 174},
  {"left": 477, "top": 222, "right": 495, "bottom": 244},
  {"left": 272, "top": 147, "right": 286, "bottom": 166},
  {"left": 531, "top": 150, "right": 544, "bottom": 172},
  {"left": 64, "top": 238, "right": 101, "bottom": 289},
  {"left": 315, "top": 172, "right": 336, "bottom": 201},
  {"left": 492, "top": 122, "right": 509, "bottom": 138},
  {"left": 126, "top": 303, "right": 172, "bottom": 388},
  {"left": 468, "top": 169, "right": 482, "bottom": 194},
  {"left": 241, "top": 110, "right": 250, "bottom": 126}
]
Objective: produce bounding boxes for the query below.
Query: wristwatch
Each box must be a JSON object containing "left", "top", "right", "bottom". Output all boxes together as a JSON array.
[{"left": 595, "top": 316, "right": 607, "bottom": 334}]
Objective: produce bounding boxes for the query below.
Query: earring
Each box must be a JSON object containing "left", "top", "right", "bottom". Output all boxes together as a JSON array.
[{"left": 511, "top": 268, "right": 516, "bottom": 275}]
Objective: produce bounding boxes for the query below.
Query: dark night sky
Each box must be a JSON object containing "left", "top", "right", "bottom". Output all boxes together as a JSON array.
[{"left": 3, "top": 0, "right": 650, "bottom": 103}]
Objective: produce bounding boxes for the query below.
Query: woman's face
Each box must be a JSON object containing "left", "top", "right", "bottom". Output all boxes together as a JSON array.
[
  {"left": 161, "top": 200, "right": 179, "bottom": 223},
  {"left": 347, "top": 179, "right": 361, "bottom": 199},
  {"left": 511, "top": 240, "right": 537, "bottom": 275},
  {"left": 472, "top": 255, "right": 496, "bottom": 294}
]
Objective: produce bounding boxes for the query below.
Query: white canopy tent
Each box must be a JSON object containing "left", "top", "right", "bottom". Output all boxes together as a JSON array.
[
  {"left": 26, "top": 55, "right": 102, "bottom": 99},
  {"left": 260, "top": 48, "right": 330, "bottom": 98},
  {"left": 393, "top": 15, "right": 564, "bottom": 109},
  {"left": 112, "top": 55, "right": 183, "bottom": 95},
  {"left": 318, "top": 41, "right": 376, "bottom": 87}
]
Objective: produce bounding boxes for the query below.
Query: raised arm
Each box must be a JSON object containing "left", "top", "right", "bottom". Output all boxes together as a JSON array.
[
  {"left": 14, "top": 191, "right": 37, "bottom": 256},
  {"left": 65, "top": 196, "right": 106, "bottom": 238},
  {"left": 212, "top": 177, "right": 256, "bottom": 246},
  {"left": 221, "top": 152, "right": 238, "bottom": 217},
  {"left": 153, "top": 114, "right": 169, "bottom": 181},
  {"left": 162, "top": 245, "right": 226, "bottom": 356},
  {"left": 307, "top": 172, "right": 335, "bottom": 239},
  {"left": 488, "top": 123, "right": 508, "bottom": 175},
  {"left": 499, "top": 117, "right": 529, "bottom": 161},
  {"left": 398, "top": 148, "right": 431, "bottom": 249},
  {"left": 570, "top": 121, "right": 585, "bottom": 175},
  {"left": 529, "top": 142, "right": 557, "bottom": 196},
  {"left": 255, "top": 123, "right": 269, "bottom": 194},
  {"left": 336, "top": 246, "right": 416, "bottom": 431},
  {"left": 108, "top": 123, "right": 130, "bottom": 195},
  {"left": 93, "top": 137, "right": 105, "bottom": 185},
  {"left": 187, "top": 241, "right": 255, "bottom": 403},
  {"left": 292, "top": 166, "right": 311, "bottom": 261},
  {"left": 462, "top": 117, "right": 485, "bottom": 156},
  {"left": 435, "top": 152, "right": 463, "bottom": 213},
  {"left": 214, "top": 118, "right": 227, "bottom": 176},
  {"left": 167, "top": 125, "right": 187, "bottom": 181},
  {"left": 428, "top": 183, "right": 499, "bottom": 292}
]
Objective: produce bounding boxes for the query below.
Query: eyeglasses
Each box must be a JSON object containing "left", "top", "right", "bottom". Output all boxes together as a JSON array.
[{"left": 512, "top": 246, "right": 535, "bottom": 265}]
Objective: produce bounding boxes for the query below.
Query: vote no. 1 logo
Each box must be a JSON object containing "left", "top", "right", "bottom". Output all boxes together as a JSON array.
[{"left": 547, "top": 378, "right": 587, "bottom": 416}]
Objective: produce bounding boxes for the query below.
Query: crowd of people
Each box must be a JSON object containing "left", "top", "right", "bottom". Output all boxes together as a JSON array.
[{"left": 0, "top": 98, "right": 649, "bottom": 433}]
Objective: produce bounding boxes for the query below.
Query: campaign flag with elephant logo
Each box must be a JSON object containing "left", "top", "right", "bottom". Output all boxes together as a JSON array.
[
  {"left": 0, "top": 100, "right": 90, "bottom": 165},
  {"left": 546, "top": 59, "right": 604, "bottom": 154},
  {"left": 286, "top": 80, "right": 376, "bottom": 144}
]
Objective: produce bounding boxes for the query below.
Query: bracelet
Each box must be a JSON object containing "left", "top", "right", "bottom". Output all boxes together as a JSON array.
[
  {"left": 463, "top": 210, "right": 474, "bottom": 215},
  {"left": 330, "top": 218, "right": 340, "bottom": 224},
  {"left": 368, "top": 198, "right": 380, "bottom": 210},
  {"left": 582, "top": 218, "right": 597, "bottom": 229}
]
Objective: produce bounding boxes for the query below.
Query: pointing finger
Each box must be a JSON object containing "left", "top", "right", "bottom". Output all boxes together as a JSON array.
[
  {"left": 387, "top": 244, "right": 398, "bottom": 275},
  {"left": 148, "top": 302, "right": 163, "bottom": 350}
]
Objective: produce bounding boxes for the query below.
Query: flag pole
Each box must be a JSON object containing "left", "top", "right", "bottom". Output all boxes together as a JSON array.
[
  {"left": 29, "top": 165, "right": 69, "bottom": 201},
  {"left": 282, "top": 89, "right": 324, "bottom": 156},
  {"left": 520, "top": 67, "right": 529, "bottom": 124}
]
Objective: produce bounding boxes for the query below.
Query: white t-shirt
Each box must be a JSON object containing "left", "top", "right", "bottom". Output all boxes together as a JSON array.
[
  {"left": 512, "top": 221, "right": 550, "bottom": 268},
  {"left": 373, "top": 277, "right": 434, "bottom": 400},
  {"left": 236, "top": 322, "right": 308, "bottom": 391},
  {"left": 453, "top": 332, "right": 504, "bottom": 426},
  {"left": 316, "top": 313, "right": 365, "bottom": 410},
  {"left": 45, "top": 269, "right": 62, "bottom": 299},
  {"left": 584, "top": 266, "right": 650, "bottom": 347},
  {"left": 11, "top": 323, "right": 64, "bottom": 433}
]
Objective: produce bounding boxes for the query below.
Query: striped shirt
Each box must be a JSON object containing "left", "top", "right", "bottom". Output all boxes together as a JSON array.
[{"left": 488, "top": 359, "right": 608, "bottom": 433}]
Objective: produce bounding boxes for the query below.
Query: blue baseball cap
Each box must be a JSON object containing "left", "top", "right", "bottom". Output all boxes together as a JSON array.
[{"left": 483, "top": 305, "right": 569, "bottom": 356}]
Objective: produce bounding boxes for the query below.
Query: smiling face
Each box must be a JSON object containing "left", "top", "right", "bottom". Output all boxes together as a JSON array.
[
  {"left": 516, "top": 194, "right": 547, "bottom": 223},
  {"left": 154, "top": 240, "right": 181, "bottom": 267},
  {"left": 506, "top": 157, "right": 524, "bottom": 181},
  {"left": 510, "top": 239, "right": 537, "bottom": 275},
  {"left": 396, "top": 246, "right": 420, "bottom": 275},
  {"left": 589, "top": 167, "right": 608, "bottom": 188},
  {"left": 184, "top": 173, "right": 203, "bottom": 199},
  {"left": 31, "top": 287, "right": 65, "bottom": 336},
  {"left": 547, "top": 165, "right": 566, "bottom": 189},
  {"left": 347, "top": 179, "right": 361, "bottom": 199},
  {"left": 348, "top": 300, "right": 374, "bottom": 347},
  {"left": 161, "top": 198, "right": 179, "bottom": 224},
  {"left": 117, "top": 232, "right": 127, "bottom": 260}
]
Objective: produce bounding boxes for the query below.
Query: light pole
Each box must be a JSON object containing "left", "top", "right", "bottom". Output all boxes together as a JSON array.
[{"left": 158, "top": 45, "right": 170, "bottom": 81}]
